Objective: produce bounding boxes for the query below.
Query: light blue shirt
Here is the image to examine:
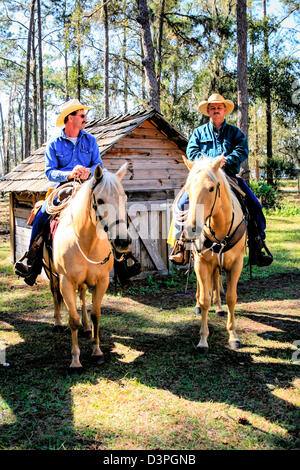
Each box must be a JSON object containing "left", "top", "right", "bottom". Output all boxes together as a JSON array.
[{"left": 45, "top": 129, "right": 103, "bottom": 183}]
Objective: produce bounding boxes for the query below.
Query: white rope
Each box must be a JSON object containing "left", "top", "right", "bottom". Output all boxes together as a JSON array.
[
  {"left": 45, "top": 181, "right": 81, "bottom": 215},
  {"left": 172, "top": 187, "right": 189, "bottom": 227},
  {"left": 75, "top": 239, "right": 112, "bottom": 265}
]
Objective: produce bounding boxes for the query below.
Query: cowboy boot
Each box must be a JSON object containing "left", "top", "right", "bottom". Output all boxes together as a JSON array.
[
  {"left": 14, "top": 235, "right": 44, "bottom": 285},
  {"left": 248, "top": 235, "right": 273, "bottom": 267}
]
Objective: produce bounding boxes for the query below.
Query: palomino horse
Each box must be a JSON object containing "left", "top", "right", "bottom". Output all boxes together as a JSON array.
[
  {"left": 180, "top": 155, "right": 247, "bottom": 352},
  {"left": 44, "top": 163, "right": 131, "bottom": 372}
]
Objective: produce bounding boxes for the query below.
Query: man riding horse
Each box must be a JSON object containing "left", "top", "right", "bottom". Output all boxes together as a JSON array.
[
  {"left": 169, "top": 93, "right": 273, "bottom": 267},
  {"left": 15, "top": 99, "right": 140, "bottom": 285}
]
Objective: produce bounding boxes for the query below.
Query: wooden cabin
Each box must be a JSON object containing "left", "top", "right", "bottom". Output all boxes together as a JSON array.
[{"left": 0, "top": 108, "right": 188, "bottom": 276}]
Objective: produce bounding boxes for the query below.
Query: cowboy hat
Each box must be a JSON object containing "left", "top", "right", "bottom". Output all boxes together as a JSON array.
[
  {"left": 198, "top": 93, "right": 234, "bottom": 116},
  {"left": 56, "top": 98, "right": 94, "bottom": 127}
]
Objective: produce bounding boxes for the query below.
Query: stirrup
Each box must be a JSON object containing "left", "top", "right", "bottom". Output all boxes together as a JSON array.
[
  {"left": 256, "top": 240, "right": 273, "bottom": 267},
  {"left": 248, "top": 237, "right": 273, "bottom": 267},
  {"left": 14, "top": 252, "right": 32, "bottom": 277}
]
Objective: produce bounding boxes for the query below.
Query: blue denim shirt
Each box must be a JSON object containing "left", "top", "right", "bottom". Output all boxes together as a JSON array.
[
  {"left": 186, "top": 120, "right": 248, "bottom": 177},
  {"left": 45, "top": 129, "right": 103, "bottom": 183}
]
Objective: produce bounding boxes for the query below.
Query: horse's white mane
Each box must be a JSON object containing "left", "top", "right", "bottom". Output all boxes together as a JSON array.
[
  {"left": 95, "top": 168, "right": 124, "bottom": 197},
  {"left": 62, "top": 169, "right": 124, "bottom": 225},
  {"left": 187, "top": 157, "right": 239, "bottom": 206}
]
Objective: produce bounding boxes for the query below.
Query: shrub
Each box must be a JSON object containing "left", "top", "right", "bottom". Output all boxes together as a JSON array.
[{"left": 250, "top": 181, "right": 278, "bottom": 208}]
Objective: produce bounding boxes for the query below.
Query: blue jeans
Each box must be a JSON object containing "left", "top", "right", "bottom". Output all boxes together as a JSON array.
[
  {"left": 29, "top": 197, "right": 59, "bottom": 246},
  {"left": 177, "top": 178, "right": 266, "bottom": 240}
]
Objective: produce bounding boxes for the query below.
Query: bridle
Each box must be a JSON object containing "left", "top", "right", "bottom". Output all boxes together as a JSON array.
[
  {"left": 73, "top": 175, "right": 128, "bottom": 265},
  {"left": 204, "top": 181, "right": 235, "bottom": 245},
  {"left": 190, "top": 179, "right": 246, "bottom": 266},
  {"left": 90, "top": 177, "right": 128, "bottom": 241}
]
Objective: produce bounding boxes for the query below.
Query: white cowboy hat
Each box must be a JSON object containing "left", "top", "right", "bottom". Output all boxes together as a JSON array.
[
  {"left": 198, "top": 93, "right": 234, "bottom": 116},
  {"left": 56, "top": 98, "right": 94, "bottom": 127}
]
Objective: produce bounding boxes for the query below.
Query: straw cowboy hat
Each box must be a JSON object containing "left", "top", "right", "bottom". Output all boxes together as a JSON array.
[
  {"left": 56, "top": 98, "right": 94, "bottom": 127},
  {"left": 198, "top": 93, "right": 234, "bottom": 116}
]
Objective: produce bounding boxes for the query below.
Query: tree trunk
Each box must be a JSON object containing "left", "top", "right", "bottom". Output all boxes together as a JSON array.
[
  {"left": 32, "top": 20, "right": 39, "bottom": 150},
  {"left": 122, "top": 23, "right": 128, "bottom": 114},
  {"left": 6, "top": 91, "right": 13, "bottom": 173},
  {"left": 63, "top": 0, "right": 69, "bottom": 101},
  {"left": 24, "top": 0, "right": 36, "bottom": 159},
  {"left": 37, "top": 0, "right": 44, "bottom": 145},
  {"left": 17, "top": 100, "right": 24, "bottom": 161},
  {"left": 137, "top": 0, "right": 160, "bottom": 111},
  {"left": 236, "top": 0, "right": 249, "bottom": 182},
  {"left": 140, "top": 36, "right": 146, "bottom": 100},
  {"left": 157, "top": 0, "right": 165, "bottom": 100},
  {"left": 77, "top": 46, "right": 81, "bottom": 100},
  {"left": 103, "top": 2, "right": 109, "bottom": 117},
  {"left": 263, "top": 0, "right": 273, "bottom": 185},
  {"left": 0, "top": 103, "right": 7, "bottom": 173}
]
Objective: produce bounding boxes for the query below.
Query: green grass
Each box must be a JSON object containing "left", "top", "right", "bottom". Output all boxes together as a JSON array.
[{"left": 0, "top": 212, "right": 299, "bottom": 450}]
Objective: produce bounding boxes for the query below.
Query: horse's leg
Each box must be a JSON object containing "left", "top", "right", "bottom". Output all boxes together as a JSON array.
[
  {"left": 78, "top": 284, "right": 92, "bottom": 337},
  {"left": 225, "top": 256, "right": 244, "bottom": 349},
  {"left": 194, "top": 257, "right": 212, "bottom": 352},
  {"left": 195, "top": 279, "right": 201, "bottom": 315},
  {"left": 90, "top": 275, "right": 110, "bottom": 364},
  {"left": 60, "top": 275, "right": 82, "bottom": 369},
  {"left": 213, "top": 268, "right": 226, "bottom": 317}
]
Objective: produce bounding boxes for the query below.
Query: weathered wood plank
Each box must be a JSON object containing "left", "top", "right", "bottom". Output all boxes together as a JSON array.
[
  {"left": 128, "top": 214, "right": 167, "bottom": 272},
  {"left": 14, "top": 207, "right": 32, "bottom": 219},
  {"left": 123, "top": 178, "right": 186, "bottom": 191},
  {"left": 113, "top": 137, "right": 180, "bottom": 150}
]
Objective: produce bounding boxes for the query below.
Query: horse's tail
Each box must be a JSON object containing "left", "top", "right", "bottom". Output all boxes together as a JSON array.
[{"left": 50, "top": 272, "right": 63, "bottom": 309}]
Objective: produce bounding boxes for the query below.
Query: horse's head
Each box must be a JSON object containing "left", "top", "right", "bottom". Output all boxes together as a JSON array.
[
  {"left": 91, "top": 163, "right": 132, "bottom": 253},
  {"left": 182, "top": 155, "right": 224, "bottom": 241}
]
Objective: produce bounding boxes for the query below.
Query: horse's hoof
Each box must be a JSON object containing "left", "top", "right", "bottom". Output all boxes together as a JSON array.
[
  {"left": 53, "top": 325, "right": 64, "bottom": 333},
  {"left": 68, "top": 367, "right": 83, "bottom": 376},
  {"left": 217, "top": 310, "right": 226, "bottom": 317},
  {"left": 91, "top": 355, "right": 105, "bottom": 365},
  {"left": 229, "top": 341, "right": 241, "bottom": 350},
  {"left": 196, "top": 346, "right": 209, "bottom": 354},
  {"left": 194, "top": 307, "right": 201, "bottom": 315}
]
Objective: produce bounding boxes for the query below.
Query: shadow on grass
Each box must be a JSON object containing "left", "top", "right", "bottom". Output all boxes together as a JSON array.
[{"left": 0, "top": 275, "right": 299, "bottom": 450}]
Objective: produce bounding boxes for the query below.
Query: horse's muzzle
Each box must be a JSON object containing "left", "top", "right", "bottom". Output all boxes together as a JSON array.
[{"left": 112, "top": 234, "right": 132, "bottom": 252}]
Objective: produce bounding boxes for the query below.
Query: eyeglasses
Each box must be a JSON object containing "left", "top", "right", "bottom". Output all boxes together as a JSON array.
[{"left": 75, "top": 114, "right": 87, "bottom": 119}]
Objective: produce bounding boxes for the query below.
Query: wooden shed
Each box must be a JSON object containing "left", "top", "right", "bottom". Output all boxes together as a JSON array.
[{"left": 0, "top": 108, "right": 188, "bottom": 276}]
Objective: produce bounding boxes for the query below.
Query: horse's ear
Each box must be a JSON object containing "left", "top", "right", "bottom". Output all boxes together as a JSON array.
[
  {"left": 94, "top": 164, "right": 103, "bottom": 182},
  {"left": 116, "top": 162, "right": 128, "bottom": 181},
  {"left": 182, "top": 155, "right": 194, "bottom": 170},
  {"left": 211, "top": 155, "right": 223, "bottom": 173}
]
